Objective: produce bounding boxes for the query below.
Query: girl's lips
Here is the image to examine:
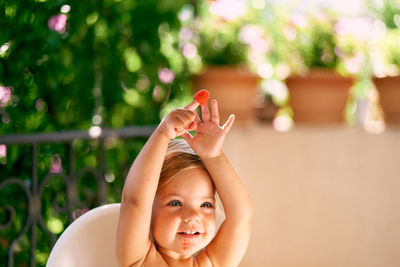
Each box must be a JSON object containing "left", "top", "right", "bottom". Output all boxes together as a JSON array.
[
  {"left": 177, "top": 231, "right": 203, "bottom": 238},
  {"left": 178, "top": 233, "right": 201, "bottom": 239}
]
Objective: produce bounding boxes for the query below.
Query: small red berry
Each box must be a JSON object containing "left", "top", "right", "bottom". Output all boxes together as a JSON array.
[{"left": 193, "top": 89, "right": 210, "bottom": 106}]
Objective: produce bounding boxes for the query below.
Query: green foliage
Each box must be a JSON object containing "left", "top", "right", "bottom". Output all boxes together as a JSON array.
[
  {"left": 382, "top": 29, "right": 400, "bottom": 67},
  {"left": 180, "top": 1, "right": 250, "bottom": 72},
  {"left": 298, "top": 19, "right": 338, "bottom": 69},
  {"left": 198, "top": 23, "right": 247, "bottom": 66},
  {"left": 196, "top": 1, "right": 247, "bottom": 66},
  {"left": 370, "top": 0, "right": 400, "bottom": 69},
  {"left": 0, "top": 0, "right": 190, "bottom": 136},
  {"left": 368, "top": 0, "right": 400, "bottom": 70},
  {"left": 0, "top": 0, "right": 193, "bottom": 265},
  {"left": 368, "top": 0, "right": 400, "bottom": 29},
  {"left": 284, "top": 14, "right": 339, "bottom": 73}
]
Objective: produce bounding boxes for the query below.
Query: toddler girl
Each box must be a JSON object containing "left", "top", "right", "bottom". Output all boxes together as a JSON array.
[{"left": 116, "top": 96, "right": 253, "bottom": 266}]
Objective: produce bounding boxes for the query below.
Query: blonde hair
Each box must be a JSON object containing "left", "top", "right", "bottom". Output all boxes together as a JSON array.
[
  {"left": 158, "top": 139, "right": 207, "bottom": 189},
  {"left": 158, "top": 139, "right": 225, "bottom": 228}
]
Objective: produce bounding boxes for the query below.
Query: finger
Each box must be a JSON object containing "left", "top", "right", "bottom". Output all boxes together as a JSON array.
[
  {"left": 176, "top": 109, "right": 196, "bottom": 127},
  {"left": 202, "top": 103, "right": 211, "bottom": 122},
  {"left": 174, "top": 125, "right": 186, "bottom": 136},
  {"left": 184, "top": 100, "right": 200, "bottom": 112},
  {"left": 194, "top": 111, "right": 202, "bottom": 125},
  {"left": 210, "top": 99, "right": 220, "bottom": 125},
  {"left": 222, "top": 114, "right": 235, "bottom": 134},
  {"left": 187, "top": 121, "right": 197, "bottom": 132},
  {"left": 180, "top": 131, "right": 193, "bottom": 143}
]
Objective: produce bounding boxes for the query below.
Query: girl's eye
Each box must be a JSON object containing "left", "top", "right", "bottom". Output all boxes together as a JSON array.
[
  {"left": 201, "top": 202, "right": 213, "bottom": 208},
  {"left": 168, "top": 200, "right": 182, "bottom": 207}
]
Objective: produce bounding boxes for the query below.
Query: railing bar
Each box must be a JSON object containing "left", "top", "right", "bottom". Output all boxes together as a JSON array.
[
  {"left": 67, "top": 143, "right": 75, "bottom": 224},
  {"left": 1, "top": 128, "right": 154, "bottom": 265},
  {"left": 99, "top": 139, "right": 107, "bottom": 204},
  {"left": 32, "top": 144, "right": 38, "bottom": 195},
  {"left": 30, "top": 143, "right": 38, "bottom": 267},
  {"left": 0, "top": 126, "right": 156, "bottom": 145}
]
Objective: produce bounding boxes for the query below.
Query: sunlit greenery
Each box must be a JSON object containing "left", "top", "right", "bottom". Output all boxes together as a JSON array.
[
  {"left": 368, "top": 0, "right": 400, "bottom": 29},
  {"left": 0, "top": 0, "right": 192, "bottom": 137},
  {"left": 1, "top": 0, "right": 190, "bottom": 265}
]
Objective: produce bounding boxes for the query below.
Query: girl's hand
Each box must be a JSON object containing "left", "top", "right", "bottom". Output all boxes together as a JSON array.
[
  {"left": 181, "top": 99, "right": 235, "bottom": 158},
  {"left": 157, "top": 101, "right": 199, "bottom": 140}
]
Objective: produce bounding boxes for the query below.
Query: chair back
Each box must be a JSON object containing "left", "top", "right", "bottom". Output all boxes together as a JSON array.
[{"left": 47, "top": 203, "right": 120, "bottom": 267}]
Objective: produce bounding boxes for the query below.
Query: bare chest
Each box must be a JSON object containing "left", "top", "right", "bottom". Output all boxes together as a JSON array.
[{"left": 142, "top": 245, "right": 212, "bottom": 267}]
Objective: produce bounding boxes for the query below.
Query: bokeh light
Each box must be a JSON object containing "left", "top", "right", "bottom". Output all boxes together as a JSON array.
[{"left": 48, "top": 14, "right": 67, "bottom": 34}]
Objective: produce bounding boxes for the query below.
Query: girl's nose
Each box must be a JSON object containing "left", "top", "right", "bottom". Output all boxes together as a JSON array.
[
  {"left": 183, "top": 208, "right": 201, "bottom": 223},
  {"left": 184, "top": 216, "right": 200, "bottom": 223}
]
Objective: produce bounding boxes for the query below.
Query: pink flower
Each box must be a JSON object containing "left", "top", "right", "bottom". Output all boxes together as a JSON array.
[
  {"left": 240, "top": 25, "right": 264, "bottom": 44},
  {"left": 210, "top": 0, "right": 247, "bottom": 21},
  {"left": 179, "top": 28, "right": 194, "bottom": 41},
  {"left": 158, "top": 68, "right": 175, "bottom": 84},
  {"left": 344, "top": 53, "right": 365, "bottom": 74},
  {"left": 35, "top": 98, "right": 47, "bottom": 112},
  {"left": 335, "top": 17, "right": 374, "bottom": 41},
  {"left": 152, "top": 85, "right": 165, "bottom": 102},
  {"left": 291, "top": 14, "right": 307, "bottom": 28},
  {"left": 50, "top": 154, "right": 63, "bottom": 173},
  {"left": 182, "top": 43, "right": 197, "bottom": 59},
  {"left": 48, "top": 14, "right": 67, "bottom": 34},
  {"left": 240, "top": 25, "right": 269, "bottom": 54},
  {"left": 0, "top": 144, "right": 6, "bottom": 158},
  {"left": 0, "top": 86, "right": 12, "bottom": 107},
  {"left": 1, "top": 113, "right": 10, "bottom": 124}
]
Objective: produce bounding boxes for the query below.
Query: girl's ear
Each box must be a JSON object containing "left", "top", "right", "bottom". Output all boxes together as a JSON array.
[{"left": 214, "top": 192, "right": 225, "bottom": 230}]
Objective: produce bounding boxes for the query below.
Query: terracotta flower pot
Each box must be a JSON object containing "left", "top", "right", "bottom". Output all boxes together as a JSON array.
[
  {"left": 286, "top": 69, "right": 353, "bottom": 124},
  {"left": 192, "top": 66, "right": 259, "bottom": 123},
  {"left": 373, "top": 76, "right": 400, "bottom": 125}
]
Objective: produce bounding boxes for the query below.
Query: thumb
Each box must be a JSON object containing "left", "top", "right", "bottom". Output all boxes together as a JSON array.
[{"left": 222, "top": 114, "right": 235, "bottom": 134}]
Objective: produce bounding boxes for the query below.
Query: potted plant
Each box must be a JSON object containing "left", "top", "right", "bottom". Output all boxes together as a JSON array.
[
  {"left": 369, "top": 0, "right": 400, "bottom": 125},
  {"left": 178, "top": 1, "right": 260, "bottom": 123},
  {"left": 372, "top": 29, "right": 400, "bottom": 124},
  {"left": 281, "top": 12, "right": 354, "bottom": 124}
]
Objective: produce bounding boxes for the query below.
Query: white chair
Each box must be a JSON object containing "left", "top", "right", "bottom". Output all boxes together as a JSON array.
[{"left": 47, "top": 203, "right": 120, "bottom": 267}]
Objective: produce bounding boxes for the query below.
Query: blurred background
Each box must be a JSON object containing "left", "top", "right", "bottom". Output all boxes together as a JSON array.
[{"left": 1, "top": 0, "right": 400, "bottom": 266}]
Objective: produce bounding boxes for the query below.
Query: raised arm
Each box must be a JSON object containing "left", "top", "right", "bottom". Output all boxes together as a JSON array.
[
  {"left": 181, "top": 99, "right": 253, "bottom": 267},
  {"left": 201, "top": 153, "right": 252, "bottom": 266},
  {"left": 116, "top": 102, "right": 199, "bottom": 266}
]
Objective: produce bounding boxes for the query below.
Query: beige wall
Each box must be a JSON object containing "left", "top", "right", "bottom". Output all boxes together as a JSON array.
[{"left": 224, "top": 125, "right": 400, "bottom": 267}]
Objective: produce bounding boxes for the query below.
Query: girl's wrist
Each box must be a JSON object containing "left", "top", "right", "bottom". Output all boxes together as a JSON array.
[
  {"left": 154, "top": 126, "right": 172, "bottom": 141},
  {"left": 200, "top": 151, "right": 225, "bottom": 162}
]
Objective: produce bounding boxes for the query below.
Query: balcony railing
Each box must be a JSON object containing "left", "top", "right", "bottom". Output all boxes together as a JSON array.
[{"left": 0, "top": 126, "right": 155, "bottom": 267}]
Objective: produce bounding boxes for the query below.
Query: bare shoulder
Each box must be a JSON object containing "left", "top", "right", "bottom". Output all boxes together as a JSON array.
[{"left": 134, "top": 242, "right": 168, "bottom": 267}]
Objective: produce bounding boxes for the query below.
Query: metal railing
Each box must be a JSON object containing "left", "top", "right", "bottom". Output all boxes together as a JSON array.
[{"left": 0, "top": 126, "right": 155, "bottom": 267}]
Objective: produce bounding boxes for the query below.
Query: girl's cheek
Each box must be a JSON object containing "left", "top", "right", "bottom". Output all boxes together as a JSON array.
[
  {"left": 202, "top": 208, "right": 216, "bottom": 215},
  {"left": 203, "top": 211, "right": 217, "bottom": 227}
]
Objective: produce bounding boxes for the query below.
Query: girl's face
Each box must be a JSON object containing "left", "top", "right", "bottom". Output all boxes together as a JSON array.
[{"left": 151, "top": 167, "right": 217, "bottom": 258}]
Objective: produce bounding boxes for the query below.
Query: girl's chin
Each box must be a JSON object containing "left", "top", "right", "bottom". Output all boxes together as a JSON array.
[
  {"left": 176, "top": 248, "right": 203, "bottom": 259},
  {"left": 157, "top": 243, "right": 198, "bottom": 256},
  {"left": 175, "top": 244, "right": 204, "bottom": 256},
  {"left": 156, "top": 238, "right": 209, "bottom": 257}
]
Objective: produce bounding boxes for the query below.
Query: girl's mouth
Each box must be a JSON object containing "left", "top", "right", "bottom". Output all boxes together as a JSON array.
[{"left": 178, "top": 231, "right": 202, "bottom": 238}]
